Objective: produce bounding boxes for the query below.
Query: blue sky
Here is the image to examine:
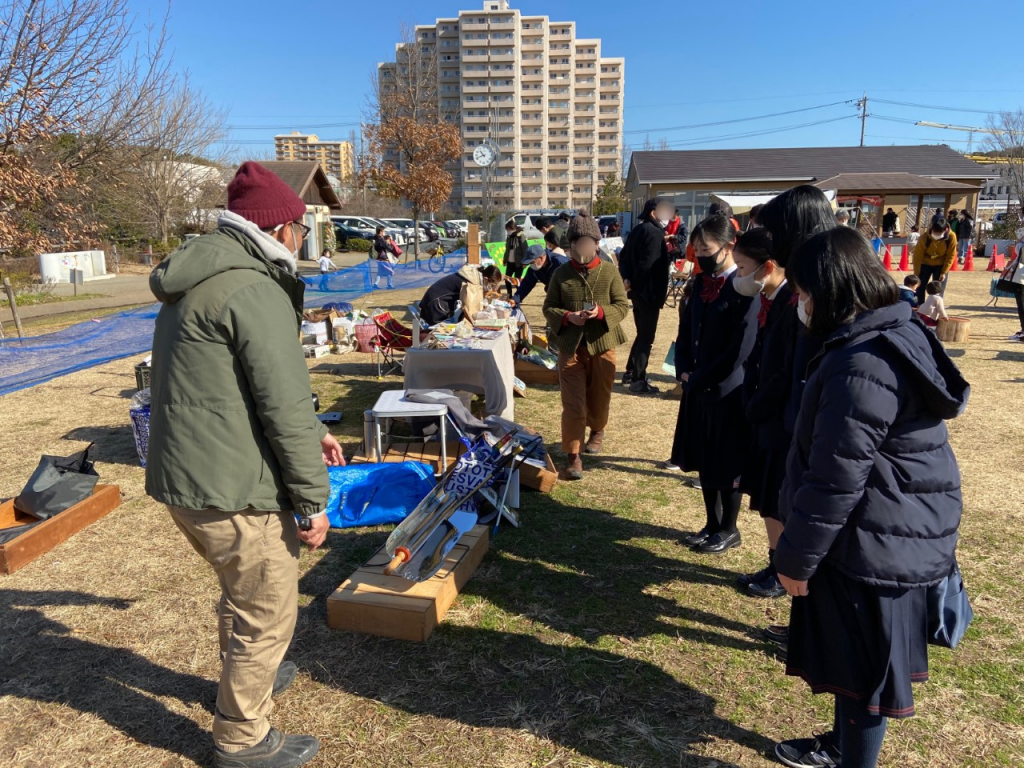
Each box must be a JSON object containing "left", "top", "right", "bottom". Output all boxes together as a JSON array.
[{"left": 138, "top": 0, "right": 1024, "bottom": 159}]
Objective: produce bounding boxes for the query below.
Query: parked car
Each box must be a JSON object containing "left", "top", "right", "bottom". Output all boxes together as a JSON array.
[
  {"left": 598, "top": 215, "right": 618, "bottom": 235},
  {"left": 382, "top": 218, "right": 428, "bottom": 242},
  {"left": 448, "top": 219, "right": 469, "bottom": 236},
  {"left": 332, "top": 222, "right": 373, "bottom": 250},
  {"left": 432, "top": 220, "right": 460, "bottom": 238},
  {"left": 333, "top": 216, "right": 406, "bottom": 245}
]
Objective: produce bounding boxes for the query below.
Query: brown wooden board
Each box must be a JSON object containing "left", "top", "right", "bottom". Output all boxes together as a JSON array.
[
  {"left": 520, "top": 452, "right": 558, "bottom": 493},
  {"left": 326, "top": 524, "right": 489, "bottom": 642},
  {"left": 514, "top": 358, "right": 560, "bottom": 386},
  {"left": 0, "top": 485, "right": 121, "bottom": 575}
]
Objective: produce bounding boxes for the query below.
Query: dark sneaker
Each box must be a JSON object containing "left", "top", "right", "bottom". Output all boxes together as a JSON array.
[
  {"left": 629, "top": 379, "right": 661, "bottom": 395},
  {"left": 272, "top": 661, "right": 298, "bottom": 698},
  {"left": 774, "top": 642, "right": 788, "bottom": 662},
  {"left": 658, "top": 459, "right": 682, "bottom": 472},
  {"left": 748, "top": 572, "right": 787, "bottom": 598},
  {"left": 684, "top": 476, "right": 702, "bottom": 490},
  {"left": 737, "top": 565, "right": 773, "bottom": 587},
  {"left": 621, "top": 371, "right": 634, "bottom": 386},
  {"left": 762, "top": 624, "right": 789, "bottom": 644},
  {"left": 696, "top": 530, "right": 741, "bottom": 554},
  {"left": 774, "top": 732, "right": 841, "bottom": 767},
  {"left": 215, "top": 729, "right": 320, "bottom": 768}
]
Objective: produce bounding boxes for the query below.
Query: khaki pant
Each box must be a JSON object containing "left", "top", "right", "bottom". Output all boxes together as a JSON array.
[
  {"left": 558, "top": 344, "right": 616, "bottom": 454},
  {"left": 169, "top": 506, "right": 300, "bottom": 753}
]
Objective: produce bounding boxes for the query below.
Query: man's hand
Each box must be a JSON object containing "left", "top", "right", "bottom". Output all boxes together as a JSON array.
[
  {"left": 622, "top": 279, "right": 631, "bottom": 291},
  {"left": 298, "top": 515, "right": 329, "bottom": 550},
  {"left": 509, "top": 298, "right": 518, "bottom": 308},
  {"left": 679, "top": 372, "right": 690, "bottom": 383},
  {"left": 779, "top": 573, "right": 809, "bottom": 597},
  {"left": 566, "top": 311, "right": 587, "bottom": 326},
  {"left": 321, "top": 433, "right": 345, "bottom": 467}
]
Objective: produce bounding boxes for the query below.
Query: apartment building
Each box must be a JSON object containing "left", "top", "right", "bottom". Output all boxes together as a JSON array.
[
  {"left": 379, "top": 0, "right": 624, "bottom": 212},
  {"left": 274, "top": 132, "right": 355, "bottom": 180}
]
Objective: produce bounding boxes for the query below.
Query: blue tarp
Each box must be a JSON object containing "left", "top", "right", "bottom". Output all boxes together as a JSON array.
[
  {"left": 324, "top": 461, "right": 435, "bottom": 529},
  {"left": 0, "top": 249, "right": 469, "bottom": 396}
]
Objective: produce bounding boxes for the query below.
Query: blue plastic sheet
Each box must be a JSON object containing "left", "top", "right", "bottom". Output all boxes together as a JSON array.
[{"left": 324, "top": 461, "right": 435, "bottom": 529}]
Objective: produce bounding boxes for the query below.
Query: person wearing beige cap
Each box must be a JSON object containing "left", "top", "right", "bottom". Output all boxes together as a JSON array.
[
  {"left": 147, "top": 161, "right": 344, "bottom": 768},
  {"left": 543, "top": 210, "right": 631, "bottom": 480}
]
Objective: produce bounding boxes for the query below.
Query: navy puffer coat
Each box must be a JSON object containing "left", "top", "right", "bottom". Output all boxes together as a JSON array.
[{"left": 776, "top": 302, "right": 969, "bottom": 588}]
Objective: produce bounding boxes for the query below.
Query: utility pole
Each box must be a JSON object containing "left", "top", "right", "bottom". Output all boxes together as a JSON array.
[{"left": 856, "top": 93, "right": 868, "bottom": 147}]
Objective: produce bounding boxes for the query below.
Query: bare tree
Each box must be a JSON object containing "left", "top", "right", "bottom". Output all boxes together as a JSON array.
[
  {"left": 0, "top": 0, "right": 174, "bottom": 257},
  {"left": 130, "top": 80, "right": 230, "bottom": 243},
  {"left": 984, "top": 110, "right": 1024, "bottom": 219},
  {"left": 362, "top": 25, "right": 461, "bottom": 260}
]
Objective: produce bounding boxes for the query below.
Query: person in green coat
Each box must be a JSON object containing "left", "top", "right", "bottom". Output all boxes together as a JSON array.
[
  {"left": 543, "top": 210, "right": 631, "bottom": 480},
  {"left": 146, "top": 161, "right": 343, "bottom": 768}
]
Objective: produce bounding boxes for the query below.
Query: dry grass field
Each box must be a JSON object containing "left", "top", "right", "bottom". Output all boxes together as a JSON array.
[{"left": 0, "top": 268, "right": 1021, "bottom": 767}]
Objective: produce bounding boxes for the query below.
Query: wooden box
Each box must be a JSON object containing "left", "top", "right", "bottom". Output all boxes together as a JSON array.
[
  {"left": 0, "top": 485, "right": 121, "bottom": 575},
  {"left": 514, "top": 358, "right": 560, "bottom": 386},
  {"left": 519, "top": 451, "right": 558, "bottom": 493},
  {"left": 326, "top": 524, "right": 489, "bottom": 642}
]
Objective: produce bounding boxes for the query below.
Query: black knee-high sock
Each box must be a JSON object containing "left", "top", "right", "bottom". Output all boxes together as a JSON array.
[
  {"left": 700, "top": 486, "right": 721, "bottom": 533},
  {"left": 836, "top": 695, "right": 887, "bottom": 767},
  {"left": 718, "top": 489, "right": 742, "bottom": 534}
]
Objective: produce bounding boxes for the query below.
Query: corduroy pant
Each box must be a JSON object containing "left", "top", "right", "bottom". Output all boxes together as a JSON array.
[
  {"left": 169, "top": 506, "right": 301, "bottom": 753},
  {"left": 558, "top": 342, "right": 616, "bottom": 454}
]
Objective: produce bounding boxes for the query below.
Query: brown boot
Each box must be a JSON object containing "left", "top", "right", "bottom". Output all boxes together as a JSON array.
[
  {"left": 584, "top": 430, "right": 605, "bottom": 454},
  {"left": 561, "top": 453, "right": 584, "bottom": 481}
]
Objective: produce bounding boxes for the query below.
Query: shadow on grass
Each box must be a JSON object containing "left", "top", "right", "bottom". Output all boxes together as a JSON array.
[
  {"left": 64, "top": 424, "right": 140, "bottom": 466},
  {"left": 0, "top": 589, "right": 216, "bottom": 765},
  {"left": 294, "top": 493, "right": 776, "bottom": 767}
]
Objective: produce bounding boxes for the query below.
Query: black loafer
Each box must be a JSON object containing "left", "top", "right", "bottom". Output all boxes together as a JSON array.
[
  {"left": 696, "top": 530, "right": 741, "bottom": 554},
  {"left": 682, "top": 527, "right": 712, "bottom": 546},
  {"left": 748, "top": 573, "right": 787, "bottom": 598},
  {"left": 214, "top": 729, "right": 320, "bottom": 768},
  {"left": 762, "top": 624, "right": 789, "bottom": 644},
  {"left": 737, "top": 565, "right": 772, "bottom": 587}
]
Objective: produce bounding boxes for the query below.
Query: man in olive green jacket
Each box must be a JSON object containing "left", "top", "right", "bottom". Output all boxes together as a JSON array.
[{"left": 146, "top": 161, "right": 342, "bottom": 768}]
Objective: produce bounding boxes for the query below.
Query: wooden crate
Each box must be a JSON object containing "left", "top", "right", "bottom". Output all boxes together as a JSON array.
[
  {"left": 519, "top": 451, "right": 558, "bottom": 493},
  {"left": 326, "top": 524, "right": 489, "bottom": 642},
  {"left": 0, "top": 485, "right": 121, "bottom": 575},
  {"left": 515, "top": 358, "right": 560, "bottom": 386}
]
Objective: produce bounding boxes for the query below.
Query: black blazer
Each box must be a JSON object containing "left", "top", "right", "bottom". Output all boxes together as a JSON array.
[
  {"left": 743, "top": 284, "right": 800, "bottom": 451},
  {"left": 676, "top": 270, "right": 758, "bottom": 400}
]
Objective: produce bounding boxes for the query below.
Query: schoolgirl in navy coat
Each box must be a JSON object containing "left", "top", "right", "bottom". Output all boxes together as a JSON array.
[{"left": 670, "top": 215, "right": 758, "bottom": 554}]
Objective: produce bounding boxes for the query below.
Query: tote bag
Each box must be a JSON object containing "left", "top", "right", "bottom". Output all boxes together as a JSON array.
[{"left": 926, "top": 560, "right": 974, "bottom": 650}]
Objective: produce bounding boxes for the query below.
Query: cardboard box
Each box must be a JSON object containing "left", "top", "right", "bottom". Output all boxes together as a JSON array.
[
  {"left": 326, "top": 525, "right": 489, "bottom": 642},
  {"left": 0, "top": 485, "right": 121, "bottom": 574},
  {"left": 519, "top": 451, "right": 558, "bottom": 493},
  {"left": 303, "top": 344, "right": 331, "bottom": 359},
  {"left": 300, "top": 320, "right": 329, "bottom": 344}
]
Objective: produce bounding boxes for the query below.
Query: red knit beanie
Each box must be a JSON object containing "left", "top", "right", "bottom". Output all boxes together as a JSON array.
[{"left": 227, "top": 161, "right": 307, "bottom": 230}]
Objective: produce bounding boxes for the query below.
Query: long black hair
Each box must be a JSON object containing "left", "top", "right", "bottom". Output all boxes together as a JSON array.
[
  {"left": 689, "top": 214, "right": 736, "bottom": 248},
  {"left": 480, "top": 265, "right": 503, "bottom": 282},
  {"left": 788, "top": 227, "right": 899, "bottom": 336},
  {"left": 758, "top": 185, "right": 837, "bottom": 268}
]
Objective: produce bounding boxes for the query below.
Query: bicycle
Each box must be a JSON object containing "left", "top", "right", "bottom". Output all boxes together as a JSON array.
[{"left": 427, "top": 243, "right": 447, "bottom": 273}]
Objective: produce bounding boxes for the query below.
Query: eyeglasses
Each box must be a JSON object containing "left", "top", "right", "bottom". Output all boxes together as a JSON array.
[{"left": 293, "top": 222, "right": 311, "bottom": 238}]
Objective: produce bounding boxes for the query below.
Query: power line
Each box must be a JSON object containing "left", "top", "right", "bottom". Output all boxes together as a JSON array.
[
  {"left": 872, "top": 98, "right": 1010, "bottom": 116},
  {"left": 865, "top": 134, "right": 973, "bottom": 144},
  {"left": 624, "top": 101, "right": 852, "bottom": 135},
  {"left": 627, "top": 115, "right": 856, "bottom": 150},
  {"left": 227, "top": 121, "right": 361, "bottom": 130},
  {"left": 627, "top": 89, "right": 859, "bottom": 110}
]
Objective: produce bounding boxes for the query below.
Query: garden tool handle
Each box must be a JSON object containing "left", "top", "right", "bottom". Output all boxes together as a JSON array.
[{"left": 384, "top": 547, "right": 410, "bottom": 576}]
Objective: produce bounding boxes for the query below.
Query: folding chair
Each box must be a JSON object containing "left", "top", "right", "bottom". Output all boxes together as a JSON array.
[{"left": 372, "top": 310, "right": 414, "bottom": 377}]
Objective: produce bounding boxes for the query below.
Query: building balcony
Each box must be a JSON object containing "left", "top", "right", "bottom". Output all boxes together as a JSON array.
[
  {"left": 488, "top": 19, "right": 516, "bottom": 30},
  {"left": 600, "top": 81, "right": 620, "bottom": 91},
  {"left": 522, "top": 156, "right": 543, "bottom": 165},
  {"left": 522, "top": 37, "right": 544, "bottom": 50},
  {"left": 521, "top": 70, "right": 544, "bottom": 81},
  {"left": 490, "top": 81, "right": 515, "bottom": 92},
  {"left": 488, "top": 52, "right": 515, "bottom": 63},
  {"left": 440, "top": 71, "right": 460, "bottom": 81},
  {"left": 575, "top": 91, "right": 596, "bottom": 102},
  {"left": 522, "top": 114, "right": 543, "bottom": 124},
  {"left": 463, "top": 114, "right": 490, "bottom": 124},
  {"left": 548, "top": 145, "right": 570, "bottom": 156},
  {"left": 549, "top": 105, "right": 570, "bottom": 115},
  {"left": 599, "top": 135, "right": 619, "bottom": 146},
  {"left": 463, "top": 83, "right": 489, "bottom": 92}
]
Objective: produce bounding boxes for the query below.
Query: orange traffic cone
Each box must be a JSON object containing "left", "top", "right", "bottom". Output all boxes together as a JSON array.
[
  {"left": 963, "top": 244, "right": 974, "bottom": 271},
  {"left": 988, "top": 244, "right": 1005, "bottom": 272},
  {"left": 882, "top": 244, "right": 893, "bottom": 271},
  {"left": 949, "top": 255, "right": 959, "bottom": 271},
  {"left": 898, "top": 244, "right": 910, "bottom": 272}
]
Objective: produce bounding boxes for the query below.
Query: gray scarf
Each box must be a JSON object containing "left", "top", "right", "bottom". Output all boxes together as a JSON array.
[{"left": 217, "top": 210, "right": 298, "bottom": 274}]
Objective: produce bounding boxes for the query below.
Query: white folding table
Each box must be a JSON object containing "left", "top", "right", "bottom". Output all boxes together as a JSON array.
[{"left": 370, "top": 390, "right": 450, "bottom": 474}]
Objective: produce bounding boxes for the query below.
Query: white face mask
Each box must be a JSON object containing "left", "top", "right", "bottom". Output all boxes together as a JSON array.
[
  {"left": 733, "top": 265, "right": 766, "bottom": 297},
  {"left": 656, "top": 217, "right": 670, "bottom": 228},
  {"left": 797, "top": 295, "right": 812, "bottom": 328}
]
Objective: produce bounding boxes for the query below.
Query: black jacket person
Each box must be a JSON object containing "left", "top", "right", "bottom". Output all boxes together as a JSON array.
[{"left": 618, "top": 197, "right": 672, "bottom": 393}]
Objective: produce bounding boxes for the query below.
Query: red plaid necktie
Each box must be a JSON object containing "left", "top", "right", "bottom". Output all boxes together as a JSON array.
[
  {"left": 757, "top": 294, "right": 773, "bottom": 329},
  {"left": 700, "top": 273, "right": 727, "bottom": 304}
]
